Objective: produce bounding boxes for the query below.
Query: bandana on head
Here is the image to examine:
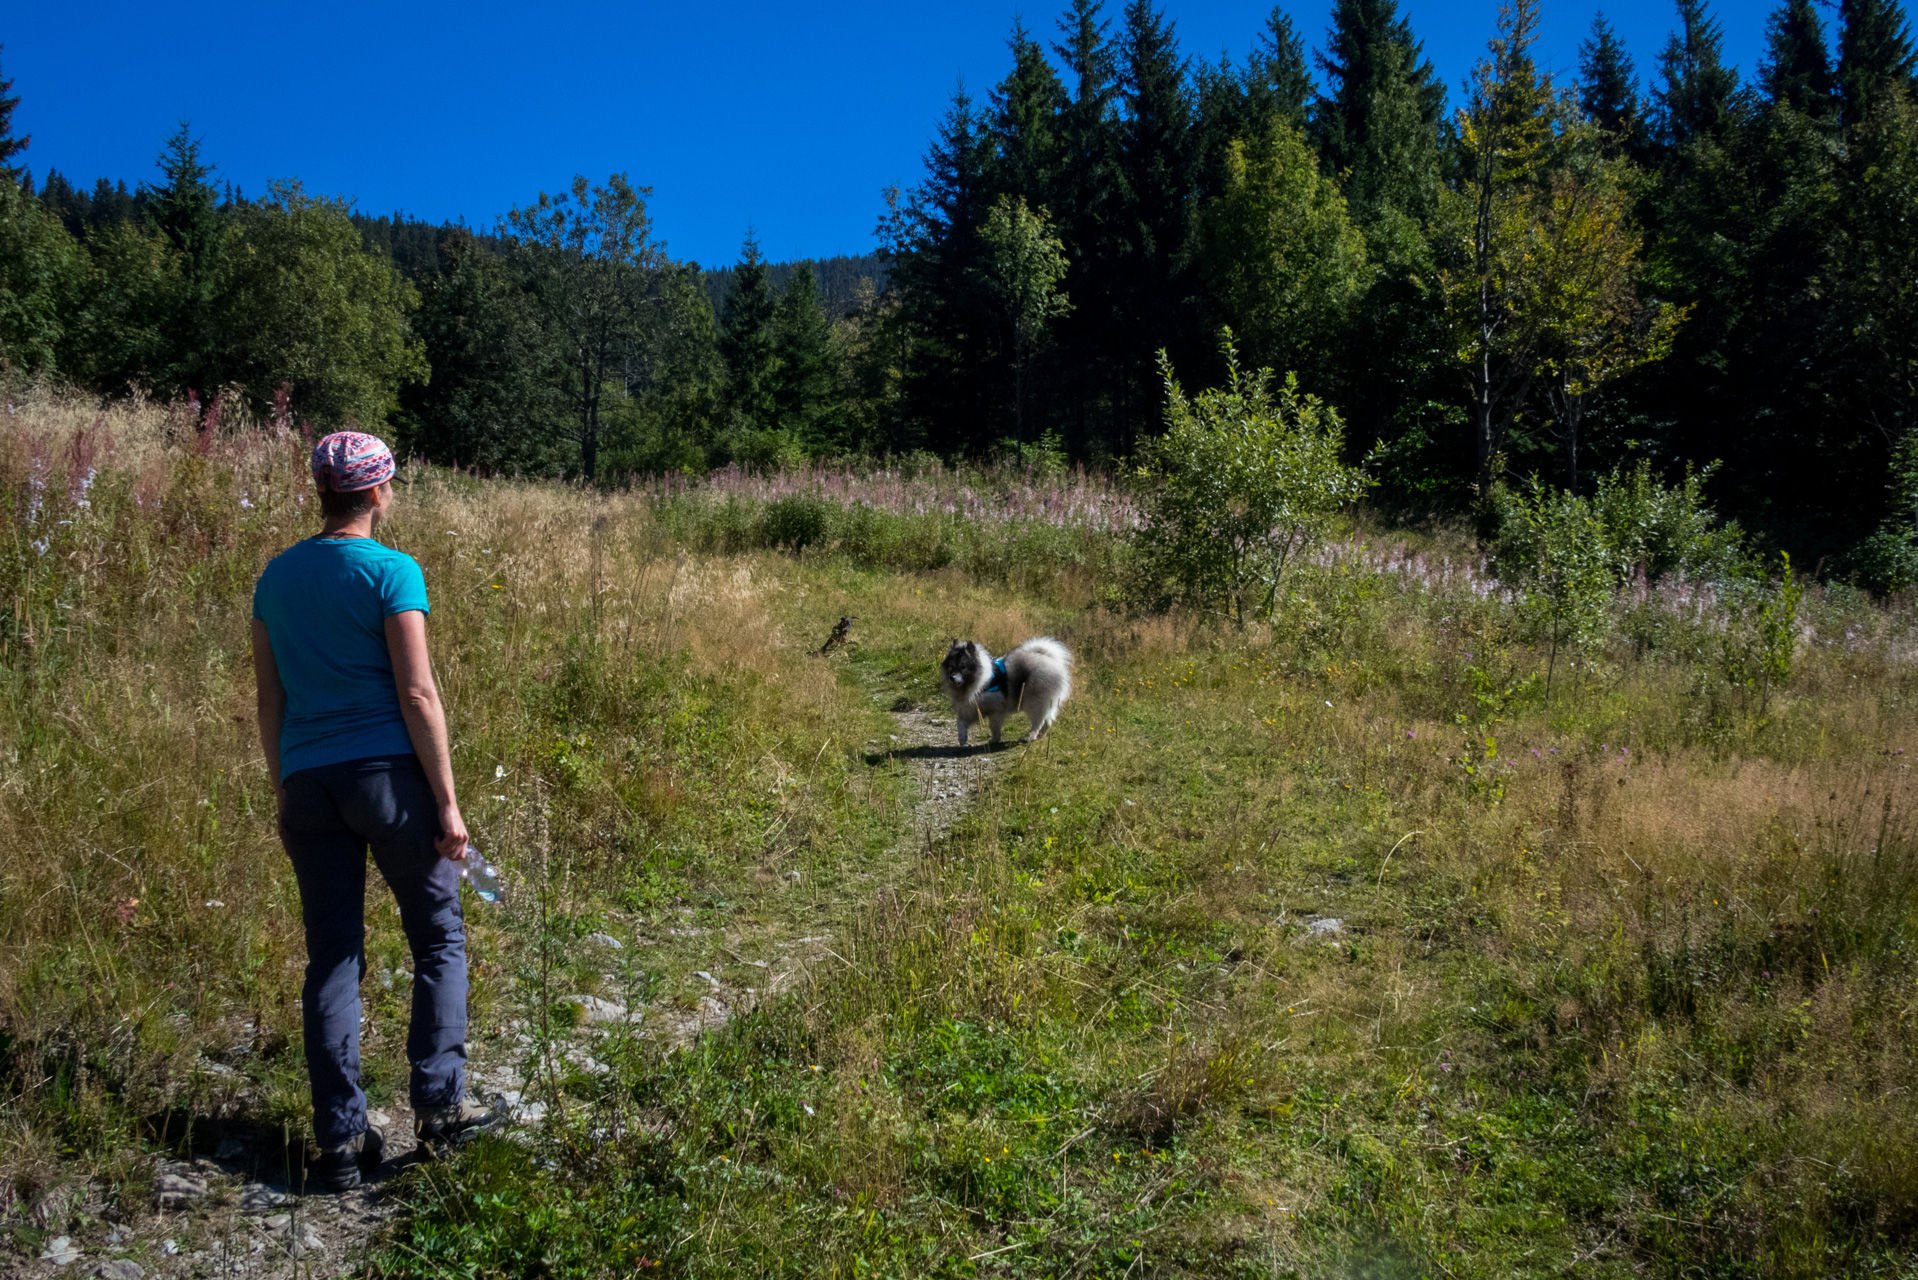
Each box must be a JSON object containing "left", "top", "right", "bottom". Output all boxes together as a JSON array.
[{"left": 310, "top": 431, "right": 395, "bottom": 493}]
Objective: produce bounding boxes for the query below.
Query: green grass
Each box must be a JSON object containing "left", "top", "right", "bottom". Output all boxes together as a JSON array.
[{"left": 2, "top": 390, "right": 1917, "bottom": 1277}]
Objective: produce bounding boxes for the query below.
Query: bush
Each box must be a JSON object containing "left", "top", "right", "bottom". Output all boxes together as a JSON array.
[
  {"left": 1127, "top": 333, "right": 1370, "bottom": 624},
  {"left": 760, "top": 495, "right": 833, "bottom": 554},
  {"left": 1587, "top": 460, "right": 1744, "bottom": 584},
  {"left": 1490, "top": 480, "right": 1616, "bottom": 700}
]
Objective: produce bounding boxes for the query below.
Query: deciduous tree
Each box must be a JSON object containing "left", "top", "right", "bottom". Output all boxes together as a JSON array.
[{"left": 506, "top": 173, "right": 661, "bottom": 479}]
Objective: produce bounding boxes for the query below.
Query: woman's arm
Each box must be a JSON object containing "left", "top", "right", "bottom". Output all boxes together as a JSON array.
[
  {"left": 386, "top": 609, "right": 469, "bottom": 859},
  {"left": 252, "top": 619, "right": 288, "bottom": 807}
]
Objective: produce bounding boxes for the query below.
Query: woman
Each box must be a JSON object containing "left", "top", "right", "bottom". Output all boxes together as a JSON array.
[{"left": 252, "top": 431, "right": 495, "bottom": 1192}]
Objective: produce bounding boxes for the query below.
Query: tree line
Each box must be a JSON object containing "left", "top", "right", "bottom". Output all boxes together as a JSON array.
[{"left": 3, "top": 0, "right": 1918, "bottom": 587}]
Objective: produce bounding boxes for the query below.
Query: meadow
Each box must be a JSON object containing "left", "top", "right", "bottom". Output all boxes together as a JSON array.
[{"left": 2, "top": 388, "right": 1916, "bottom": 1278}]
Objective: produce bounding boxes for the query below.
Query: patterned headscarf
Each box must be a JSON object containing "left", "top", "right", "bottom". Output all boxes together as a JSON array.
[{"left": 310, "top": 431, "right": 395, "bottom": 493}]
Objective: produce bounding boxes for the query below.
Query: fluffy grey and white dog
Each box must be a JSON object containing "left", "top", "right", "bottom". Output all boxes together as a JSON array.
[{"left": 939, "top": 637, "right": 1074, "bottom": 746}]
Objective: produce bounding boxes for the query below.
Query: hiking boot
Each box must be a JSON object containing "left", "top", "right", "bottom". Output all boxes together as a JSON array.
[
  {"left": 307, "top": 1124, "right": 384, "bottom": 1194},
  {"left": 414, "top": 1098, "right": 501, "bottom": 1155}
]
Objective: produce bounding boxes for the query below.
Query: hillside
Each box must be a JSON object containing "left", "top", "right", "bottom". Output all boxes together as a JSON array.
[{"left": 1, "top": 392, "right": 1915, "bottom": 1277}]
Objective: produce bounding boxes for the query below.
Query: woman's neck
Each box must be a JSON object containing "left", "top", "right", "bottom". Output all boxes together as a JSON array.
[{"left": 319, "top": 513, "right": 379, "bottom": 540}]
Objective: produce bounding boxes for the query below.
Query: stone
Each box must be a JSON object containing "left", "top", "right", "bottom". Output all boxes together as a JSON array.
[
  {"left": 160, "top": 1240, "right": 179, "bottom": 1256},
  {"left": 566, "top": 995, "right": 629, "bottom": 1024},
  {"left": 40, "top": 1235, "right": 81, "bottom": 1265},
  {"left": 691, "top": 971, "right": 719, "bottom": 988},
  {"left": 153, "top": 1170, "right": 209, "bottom": 1209},
  {"left": 1304, "top": 917, "right": 1344, "bottom": 936},
  {"left": 94, "top": 1260, "right": 144, "bottom": 1280},
  {"left": 239, "top": 1185, "right": 286, "bottom": 1212},
  {"left": 587, "top": 932, "right": 623, "bottom": 949}
]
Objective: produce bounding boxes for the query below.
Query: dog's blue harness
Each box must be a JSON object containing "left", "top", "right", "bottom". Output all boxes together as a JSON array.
[{"left": 984, "top": 657, "right": 1009, "bottom": 695}]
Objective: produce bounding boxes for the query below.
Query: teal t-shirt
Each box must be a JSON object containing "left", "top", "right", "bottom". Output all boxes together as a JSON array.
[{"left": 252, "top": 537, "right": 431, "bottom": 778}]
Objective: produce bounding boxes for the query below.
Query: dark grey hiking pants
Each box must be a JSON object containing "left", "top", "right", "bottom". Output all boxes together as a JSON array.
[{"left": 279, "top": 755, "right": 467, "bottom": 1147}]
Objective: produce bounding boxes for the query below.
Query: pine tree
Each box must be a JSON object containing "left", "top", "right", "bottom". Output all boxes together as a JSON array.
[
  {"left": 1653, "top": 0, "right": 1741, "bottom": 149},
  {"left": 1761, "top": 0, "right": 1837, "bottom": 117},
  {"left": 720, "top": 230, "right": 778, "bottom": 435},
  {"left": 989, "top": 20, "right": 1068, "bottom": 206},
  {"left": 1837, "top": 0, "right": 1917, "bottom": 122},
  {"left": 0, "top": 45, "right": 27, "bottom": 180},
  {"left": 1579, "top": 13, "right": 1647, "bottom": 154},
  {"left": 1311, "top": 0, "right": 1447, "bottom": 222}
]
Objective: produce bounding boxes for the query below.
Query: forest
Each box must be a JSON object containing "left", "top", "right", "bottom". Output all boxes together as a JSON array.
[{"left": 4, "top": 0, "right": 1918, "bottom": 586}]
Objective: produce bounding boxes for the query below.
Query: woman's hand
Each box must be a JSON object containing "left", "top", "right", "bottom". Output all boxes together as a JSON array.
[{"left": 436, "top": 802, "right": 470, "bottom": 860}]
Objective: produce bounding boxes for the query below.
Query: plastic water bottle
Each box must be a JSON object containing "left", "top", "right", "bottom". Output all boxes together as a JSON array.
[{"left": 459, "top": 845, "right": 503, "bottom": 903}]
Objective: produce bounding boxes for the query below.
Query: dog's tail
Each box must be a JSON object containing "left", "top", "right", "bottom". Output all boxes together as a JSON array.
[{"left": 1018, "top": 636, "right": 1073, "bottom": 668}]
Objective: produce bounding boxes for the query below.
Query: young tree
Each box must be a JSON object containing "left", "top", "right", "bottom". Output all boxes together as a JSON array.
[
  {"left": 1534, "top": 159, "right": 1685, "bottom": 493},
  {"left": 505, "top": 173, "right": 662, "bottom": 479},
  {"left": 1440, "top": 0, "right": 1560, "bottom": 494},
  {"left": 1194, "top": 119, "right": 1369, "bottom": 388},
  {"left": 975, "top": 195, "right": 1072, "bottom": 443},
  {"left": 1490, "top": 479, "right": 1614, "bottom": 702},
  {"left": 1131, "top": 333, "right": 1371, "bottom": 625}
]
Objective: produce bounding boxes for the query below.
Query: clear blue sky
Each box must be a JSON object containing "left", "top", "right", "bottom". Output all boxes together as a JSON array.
[{"left": 9, "top": 0, "right": 1772, "bottom": 268}]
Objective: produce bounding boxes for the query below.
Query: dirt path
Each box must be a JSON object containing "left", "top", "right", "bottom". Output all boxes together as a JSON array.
[{"left": 22, "top": 704, "right": 1010, "bottom": 1280}]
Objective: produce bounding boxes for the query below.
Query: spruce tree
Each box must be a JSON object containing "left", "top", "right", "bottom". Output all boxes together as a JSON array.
[
  {"left": 720, "top": 230, "right": 778, "bottom": 434},
  {"left": 1114, "top": 0, "right": 1195, "bottom": 439},
  {"left": 884, "top": 88, "right": 999, "bottom": 452},
  {"left": 1252, "top": 8, "right": 1312, "bottom": 126},
  {"left": 1050, "top": 0, "right": 1126, "bottom": 455},
  {"left": 0, "top": 45, "right": 26, "bottom": 180},
  {"left": 1837, "top": 0, "right": 1917, "bottom": 122},
  {"left": 139, "top": 122, "right": 224, "bottom": 392},
  {"left": 1761, "top": 0, "right": 1837, "bottom": 117},
  {"left": 1579, "top": 13, "right": 1648, "bottom": 154},
  {"left": 772, "top": 263, "right": 841, "bottom": 453},
  {"left": 1310, "top": 0, "right": 1446, "bottom": 222},
  {"left": 989, "top": 20, "right": 1068, "bottom": 206},
  {"left": 1652, "top": 0, "right": 1741, "bottom": 149}
]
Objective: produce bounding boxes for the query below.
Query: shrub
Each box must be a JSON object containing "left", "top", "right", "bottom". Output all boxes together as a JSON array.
[
  {"left": 1127, "top": 333, "right": 1370, "bottom": 624},
  {"left": 1587, "top": 460, "right": 1744, "bottom": 584},
  {"left": 1491, "top": 480, "right": 1616, "bottom": 700},
  {"left": 760, "top": 495, "right": 832, "bottom": 554}
]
